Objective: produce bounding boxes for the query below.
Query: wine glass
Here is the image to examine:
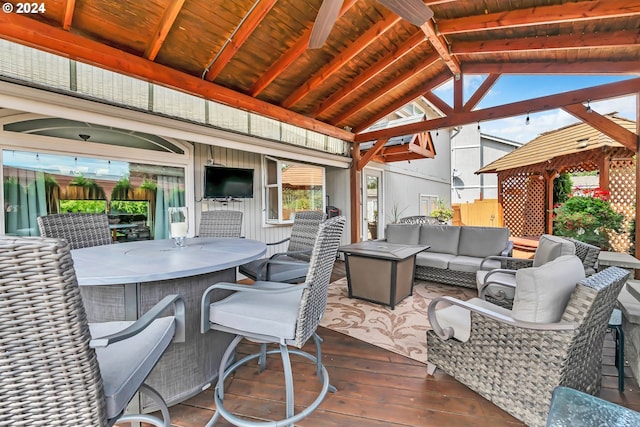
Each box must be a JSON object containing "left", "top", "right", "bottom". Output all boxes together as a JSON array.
[{"left": 168, "top": 207, "right": 188, "bottom": 247}]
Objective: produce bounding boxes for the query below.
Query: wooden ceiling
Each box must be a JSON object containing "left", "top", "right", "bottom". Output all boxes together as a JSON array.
[{"left": 0, "top": 0, "right": 639, "bottom": 148}]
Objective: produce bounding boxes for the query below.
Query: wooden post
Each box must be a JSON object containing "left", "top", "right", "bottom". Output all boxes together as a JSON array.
[
  {"left": 350, "top": 142, "right": 361, "bottom": 243},
  {"left": 635, "top": 93, "right": 640, "bottom": 276},
  {"left": 544, "top": 169, "right": 556, "bottom": 235}
]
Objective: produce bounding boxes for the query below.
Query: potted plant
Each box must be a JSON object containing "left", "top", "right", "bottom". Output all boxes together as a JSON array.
[{"left": 431, "top": 199, "right": 454, "bottom": 224}]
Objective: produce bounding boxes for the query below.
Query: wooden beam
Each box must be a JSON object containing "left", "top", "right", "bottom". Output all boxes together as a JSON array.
[
  {"left": 281, "top": 12, "right": 402, "bottom": 108},
  {"left": 331, "top": 53, "right": 440, "bottom": 126},
  {"left": 462, "top": 61, "right": 640, "bottom": 75},
  {"left": 422, "top": 91, "right": 453, "bottom": 116},
  {"left": 355, "top": 77, "right": 640, "bottom": 142},
  {"left": 313, "top": 31, "right": 426, "bottom": 116},
  {"left": 351, "top": 71, "right": 452, "bottom": 133},
  {"left": 350, "top": 142, "right": 361, "bottom": 242},
  {"left": 248, "top": 0, "right": 357, "bottom": 97},
  {"left": 62, "top": 0, "right": 76, "bottom": 31},
  {"left": 358, "top": 138, "right": 388, "bottom": 171},
  {"left": 0, "top": 13, "right": 354, "bottom": 142},
  {"left": 453, "top": 30, "right": 640, "bottom": 55},
  {"left": 562, "top": 103, "right": 639, "bottom": 151},
  {"left": 420, "top": 21, "right": 461, "bottom": 77},
  {"left": 453, "top": 76, "right": 463, "bottom": 112},
  {"left": 463, "top": 73, "right": 500, "bottom": 112},
  {"left": 204, "top": 0, "right": 277, "bottom": 81},
  {"left": 144, "top": 0, "right": 186, "bottom": 61},
  {"left": 437, "top": 0, "right": 640, "bottom": 35}
]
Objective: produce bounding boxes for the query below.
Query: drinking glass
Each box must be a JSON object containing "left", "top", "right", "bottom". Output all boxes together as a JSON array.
[{"left": 168, "top": 207, "right": 188, "bottom": 247}]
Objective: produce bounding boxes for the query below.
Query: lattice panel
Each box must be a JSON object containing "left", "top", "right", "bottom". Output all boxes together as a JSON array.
[
  {"left": 608, "top": 157, "right": 636, "bottom": 253},
  {"left": 501, "top": 173, "right": 545, "bottom": 237}
]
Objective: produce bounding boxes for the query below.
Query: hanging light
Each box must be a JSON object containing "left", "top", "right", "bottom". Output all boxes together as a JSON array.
[
  {"left": 525, "top": 112, "right": 530, "bottom": 125},
  {"left": 477, "top": 122, "right": 481, "bottom": 131},
  {"left": 585, "top": 99, "right": 592, "bottom": 113}
]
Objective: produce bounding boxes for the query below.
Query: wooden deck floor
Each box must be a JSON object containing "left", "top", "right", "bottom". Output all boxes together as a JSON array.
[{"left": 163, "top": 261, "right": 640, "bottom": 426}]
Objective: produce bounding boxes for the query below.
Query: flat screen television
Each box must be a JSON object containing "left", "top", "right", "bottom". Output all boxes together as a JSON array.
[{"left": 204, "top": 166, "right": 254, "bottom": 199}]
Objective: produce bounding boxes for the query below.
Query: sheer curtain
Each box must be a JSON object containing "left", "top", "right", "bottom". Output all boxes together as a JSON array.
[
  {"left": 154, "top": 174, "right": 185, "bottom": 239},
  {"left": 4, "top": 170, "right": 47, "bottom": 235}
]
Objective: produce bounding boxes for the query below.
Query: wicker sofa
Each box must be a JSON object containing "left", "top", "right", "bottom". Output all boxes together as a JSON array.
[{"left": 384, "top": 223, "right": 512, "bottom": 288}]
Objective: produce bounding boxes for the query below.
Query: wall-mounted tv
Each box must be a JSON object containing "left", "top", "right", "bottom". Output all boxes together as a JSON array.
[{"left": 204, "top": 166, "right": 254, "bottom": 199}]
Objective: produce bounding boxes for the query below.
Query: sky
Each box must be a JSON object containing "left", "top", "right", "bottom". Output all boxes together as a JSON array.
[{"left": 432, "top": 75, "right": 637, "bottom": 144}]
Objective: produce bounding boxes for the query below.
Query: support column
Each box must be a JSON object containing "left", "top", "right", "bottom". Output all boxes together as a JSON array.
[{"left": 350, "top": 143, "right": 361, "bottom": 243}]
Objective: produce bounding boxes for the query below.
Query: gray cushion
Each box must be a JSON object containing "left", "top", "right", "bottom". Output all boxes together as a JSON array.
[
  {"left": 385, "top": 224, "right": 420, "bottom": 245},
  {"left": 512, "top": 255, "right": 585, "bottom": 323},
  {"left": 532, "top": 234, "right": 576, "bottom": 267},
  {"left": 432, "top": 297, "right": 512, "bottom": 342},
  {"left": 448, "top": 255, "right": 486, "bottom": 273},
  {"left": 90, "top": 316, "right": 176, "bottom": 420},
  {"left": 476, "top": 270, "right": 517, "bottom": 300},
  {"left": 415, "top": 252, "right": 456, "bottom": 269},
  {"left": 457, "top": 226, "right": 509, "bottom": 258},
  {"left": 239, "top": 255, "right": 309, "bottom": 283},
  {"left": 209, "top": 281, "right": 304, "bottom": 340},
  {"left": 419, "top": 225, "right": 460, "bottom": 254}
]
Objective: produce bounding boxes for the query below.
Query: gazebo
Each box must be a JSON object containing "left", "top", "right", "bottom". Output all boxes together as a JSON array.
[{"left": 477, "top": 114, "right": 637, "bottom": 253}]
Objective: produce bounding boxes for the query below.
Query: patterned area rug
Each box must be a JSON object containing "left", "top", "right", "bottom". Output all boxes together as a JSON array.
[{"left": 320, "top": 278, "right": 476, "bottom": 364}]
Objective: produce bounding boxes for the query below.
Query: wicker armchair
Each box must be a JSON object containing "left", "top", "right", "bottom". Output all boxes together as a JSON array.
[
  {"left": 0, "top": 236, "right": 185, "bottom": 426},
  {"left": 239, "top": 210, "right": 326, "bottom": 283},
  {"left": 427, "top": 266, "right": 629, "bottom": 427},
  {"left": 201, "top": 216, "right": 346, "bottom": 426},
  {"left": 37, "top": 212, "right": 112, "bottom": 248},
  {"left": 399, "top": 215, "right": 440, "bottom": 225},
  {"left": 198, "top": 210, "right": 243, "bottom": 238}
]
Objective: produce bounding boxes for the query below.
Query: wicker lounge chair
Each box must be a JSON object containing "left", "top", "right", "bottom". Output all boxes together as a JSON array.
[
  {"left": 0, "top": 236, "right": 185, "bottom": 426},
  {"left": 200, "top": 216, "right": 346, "bottom": 426},
  {"left": 427, "top": 265, "right": 629, "bottom": 427},
  {"left": 198, "top": 210, "right": 243, "bottom": 238},
  {"left": 239, "top": 210, "right": 326, "bottom": 283},
  {"left": 37, "top": 212, "right": 112, "bottom": 248}
]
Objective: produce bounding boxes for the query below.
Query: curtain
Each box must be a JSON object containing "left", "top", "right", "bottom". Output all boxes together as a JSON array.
[
  {"left": 154, "top": 175, "right": 185, "bottom": 239},
  {"left": 4, "top": 170, "right": 47, "bottom": 236}
]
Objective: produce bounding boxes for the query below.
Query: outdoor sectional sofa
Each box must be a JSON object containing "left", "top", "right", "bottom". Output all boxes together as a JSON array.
[{"left": 384, "top": 223, "right": 512, "bottom": 288}]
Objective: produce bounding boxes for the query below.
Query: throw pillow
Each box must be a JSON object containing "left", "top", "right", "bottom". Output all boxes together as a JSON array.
[
  {"left": 512, "top": 255, "right": 585, "bottom": 323},
  {"left": 532, "top": 234, "right": 575, "bottom": 267}
]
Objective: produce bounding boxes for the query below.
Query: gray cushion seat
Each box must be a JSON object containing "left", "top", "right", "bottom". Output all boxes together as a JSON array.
[
  {"left": 90, "top": 317, "right": 176, "bottom": 419},
  {"left": 240, "top": 256, "right": 309, "bottom": 283}
]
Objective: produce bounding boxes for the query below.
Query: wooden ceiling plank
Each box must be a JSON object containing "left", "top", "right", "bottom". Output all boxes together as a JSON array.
[
  {"left": 355, "top": 77, "right": 640, "bottom": 142},
  {"left": 420, "top": 21, "right": 461, "bottom": 77},
  {"left": 281, "top": 12, "right": 402, "bottom": 109},
  {"left": 463, "top": 73, "right": 500, "bottom": 112},
  {"left": 453, "top": 30, "right": 640, "bottom": 55},
  {"left": 62, "top": 0, "right": 76, "bottom": 31},
  {"left": 462, "top": 61, "right": 640, "bottom": 75},
  {"left": 358, "top": 137, "right": 389, "bottom": 170},
  {"left": 204, "top": 0, "right": 277, "bottom": 81},
  {"left": 351, "top": 71, "right": 452, "bottom": 133},
  {"left": 332, "top": 53, "right": 440, "bottom": 125},
  {"left": 422, "top": 91, "right": 453, "bottom": 116},
  {"left": 563, "top": 103, "right": 638, "bottom": 151},
  {"left": 144, "top": 0, "right": 186, "bottom": 61},
  {"left": 0, "top": 12, "right": 354, "bottom": 142},
  {"left": 248, "top": 0, "right": 357, "bottom": 97},
  {"left": 313, "top": 31, "right": 426, "bottom": 116},
  {"left": 437, "top": 0, "right": 640, "bottom": 35}
]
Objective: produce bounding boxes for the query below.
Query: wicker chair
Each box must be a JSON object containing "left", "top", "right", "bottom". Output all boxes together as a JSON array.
[
  {"left": 200, "top": 216, "right": 346, "bottom": 426},
  {"left": 427, "top": 266, "right": 629, "bottom": 427},
  {"left": 239, "top": 210, "right": 326, "bottom": 283},
  {"left": 0, "top": 236, "right": 185, "bottom": 427},
  {"left": 198, "top": 210, "right": 243, "bottom": 238},
  {"left": 399, "top": 215, "right": 440, "bottom": 225},
  {"left": 37, "top": 212, "right": 112, "bottom": 248}
]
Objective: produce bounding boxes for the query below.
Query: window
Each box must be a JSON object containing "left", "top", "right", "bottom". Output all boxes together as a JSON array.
[
  {"left": 263, "top": 156, "right": 325, "bottom": 223},
  {"left": 419, "top": 194, "right": 439, "bottom": 217}
]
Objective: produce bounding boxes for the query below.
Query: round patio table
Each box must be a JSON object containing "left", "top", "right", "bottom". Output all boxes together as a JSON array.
[{"left": 71, "top": 237, "right": 267, "bottom": 411}]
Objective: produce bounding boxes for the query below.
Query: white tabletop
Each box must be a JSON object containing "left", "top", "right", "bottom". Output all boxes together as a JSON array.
[{"left": 72, "top": 237, "right": 267, "bottom": 286}]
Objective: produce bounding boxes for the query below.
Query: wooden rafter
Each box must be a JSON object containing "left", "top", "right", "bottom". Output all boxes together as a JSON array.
[
  {"left": 453, "top": 76, "right": 463, "bottom": 112},
  {"left": 462, "top": 61, "right": 640, "bottom": 75},
  {"left": 313, "top": 31, "right": 426, "bottom": 116},
  {"left": 437, "top": 0, "right": 640, "bottom": 35},
  {"left": 62, "top": 0, "right": 75, "bottom": 31},
  {"left": 422, "top": 91, "right": 453, "bottom": 116},
  {"left": 281, "top": 11, "right": 402, "bottom": 108},
  {"left": 248, "top": 0, "right": 357, "bottom": 97},
  {"left": 331, "top": 53, "right": 440, "bottom": 125},
  {"left": 204, "top": 0, "right": 277, "bottom": 81},
  {"left": 463, "top": 73, "right": 500, "bottom": 112},
  {"left": 0, "top": 12, "right": 354, "bottom": 142},
  {"left": 453, "top": 30, "right": 640, "bottom": 55},
  {"left": 563, "top": 103, "right": 639, "bottom": 151},
  {"left": 357, "top": 138, "right": 389, "bottom": 170},
  {"left": 144, "top": 0, "right": 186, "bottom": 61},
  {"left": 355, "top": 77, "right": 640, "bottom": 142},
  {"left": 420, "top": 21, "right": 461, "bottom": 77}
]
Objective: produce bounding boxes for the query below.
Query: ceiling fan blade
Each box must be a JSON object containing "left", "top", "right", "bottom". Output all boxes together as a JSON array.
[
  {"left": 309, "top": 0, "right": 343, "bottom": 49},
  {"left": 378, "top": 0, "right": 434, "bottom": 27}
]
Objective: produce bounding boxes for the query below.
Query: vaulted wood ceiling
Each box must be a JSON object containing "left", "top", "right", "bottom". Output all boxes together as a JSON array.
[{"left": 0, "top": 0, "right": 639, "bottom": 149}]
